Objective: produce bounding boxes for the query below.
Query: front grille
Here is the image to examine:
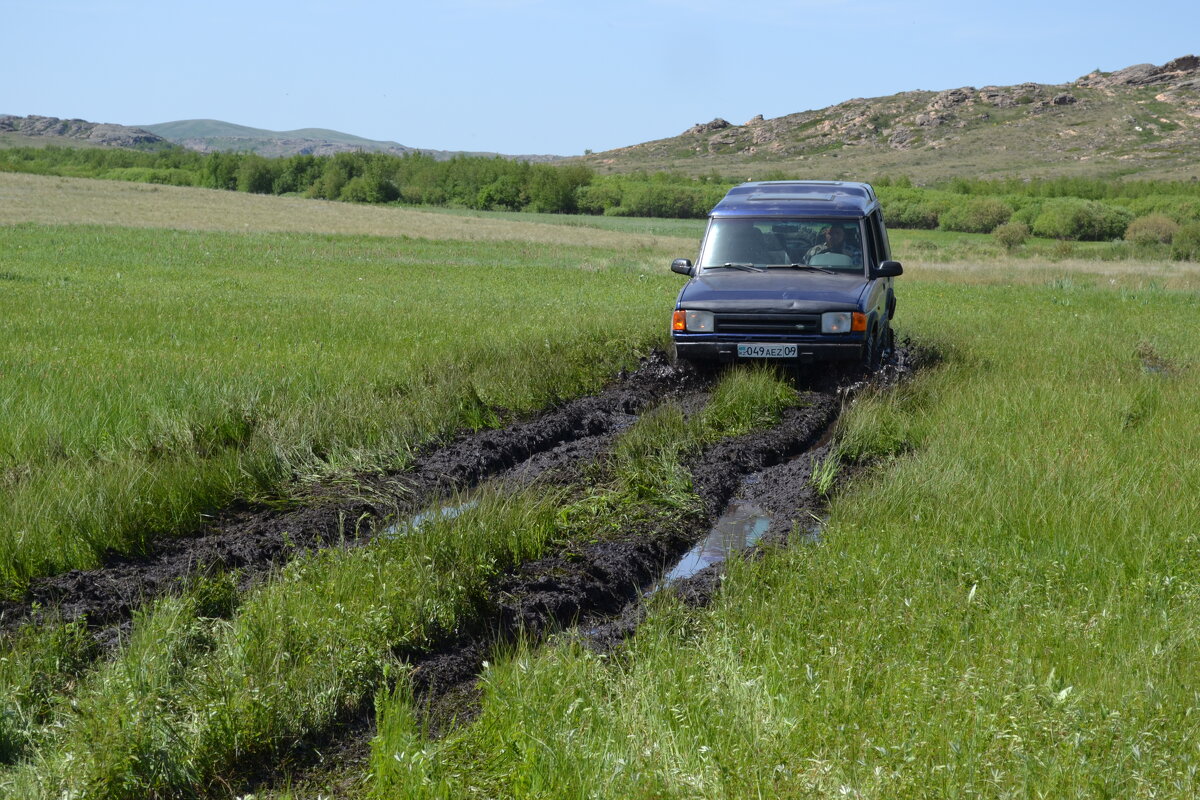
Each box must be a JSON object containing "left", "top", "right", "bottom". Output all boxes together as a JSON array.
[{"left": 714, "top": 313, "right": 820, "bottom": 335}]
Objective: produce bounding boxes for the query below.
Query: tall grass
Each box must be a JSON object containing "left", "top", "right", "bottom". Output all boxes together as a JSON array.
[
  {"left": 0, "top": 224, "right": 679, "bottom": 591},
  {"left": 370, "top": 276, "right": 1200, "bottom": 797},
  {"left": 0, "top": 491, "right": 563, "bottom": 797},
  {"left": 0, "top": 368, "right": 803, "bottom": 797}
]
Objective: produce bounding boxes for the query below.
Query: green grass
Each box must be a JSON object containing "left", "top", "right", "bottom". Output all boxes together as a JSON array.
[
  {"left": 0, "top": 224, "right": 681, "bottom": 593},
  {"left": 5, "top": 181, "right": 1200, "bottom": 796},
  {"left": 0, "top": 490, "right": 564, "bottom": 796},
  {"left": 0, "top": 369, "right": 802, "bottom": 797},
  {"left": 409, "top": 204, "right": 708, "bottom": 240},
  {"left": 369, "top": 276, "right": 1200, "bottom": 798}
]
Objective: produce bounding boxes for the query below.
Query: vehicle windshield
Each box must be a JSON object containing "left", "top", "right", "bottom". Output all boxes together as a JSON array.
[{"left": 698, "top": 218, "right": 866, "bottom": 273}]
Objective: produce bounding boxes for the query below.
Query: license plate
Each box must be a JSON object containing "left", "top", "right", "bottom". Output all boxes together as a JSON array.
[{"left": 737, "top": 343, "right": 797, "bottom": 359}]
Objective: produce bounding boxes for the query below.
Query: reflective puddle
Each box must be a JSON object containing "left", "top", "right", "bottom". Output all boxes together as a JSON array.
[
  {"left": 659, "top": 500, "right": 773, "bottom": 584},
  {"left": 380, "top": 499, "right": 480, "bottom": 539}
]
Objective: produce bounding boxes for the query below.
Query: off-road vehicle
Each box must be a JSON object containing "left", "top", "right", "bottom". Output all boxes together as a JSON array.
[{"left": 670, "top": 180, "right": 901, "bottom": 369}]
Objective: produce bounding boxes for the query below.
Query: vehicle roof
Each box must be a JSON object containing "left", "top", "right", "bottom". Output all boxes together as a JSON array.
[{"left": 709, "top": 180, "right": 879, "bottom": 218}]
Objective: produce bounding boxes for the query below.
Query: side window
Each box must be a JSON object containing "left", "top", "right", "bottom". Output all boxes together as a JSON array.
[{"left": 869, "top": 212, "right": 891, "bottom": 264}]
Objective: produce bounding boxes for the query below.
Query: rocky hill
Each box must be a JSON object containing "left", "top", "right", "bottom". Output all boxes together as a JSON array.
[
  {"left": 139, "top": 119, "right": 561, "bottom": 162},
  {"left": 579, "top": 55, "right": 1200, "bottom": 182},
  {"left": 0, "top": 115, "right": 169, "bottom": 149},
  {"left": 0, "top": 115, "right": 559, "bottom": 162},
  {"left": 140, "top": 119, "right": 429, "bottom": 158}
]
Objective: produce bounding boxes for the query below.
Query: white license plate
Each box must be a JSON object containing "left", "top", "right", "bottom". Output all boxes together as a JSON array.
[{"left": 737, "top": 343, "right": 797, "bottom": 359}]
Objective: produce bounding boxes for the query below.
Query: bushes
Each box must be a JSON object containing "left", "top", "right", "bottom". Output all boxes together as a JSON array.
[
  {"left": 573, "top": 176, "right": 726, "bottom": 218},
  {"left": 1031, "top": 198, "right": 1133, "bottom": 241},
  {"left": 993, "top": 221, "right": 1030, "bottom": 251},
  {"left": 1171, "top": 223, "right": 1200, "bottom": 261},
  {"left": 938, "top": 196, "right": 1012, "bottom": 233},
  {"left": 1125, "top": 213, "right": 1180, "bottom": 245},
  {"left": 340, "top": 175, "right": 399, "bottom": 204},
  {"left": 876, "top": 187, "right": 944, "bottom": 228}
]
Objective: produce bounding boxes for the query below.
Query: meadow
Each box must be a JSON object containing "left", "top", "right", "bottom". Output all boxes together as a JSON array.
[{"left": 1, "top": 173, "right": 1198, "bottom": 797}]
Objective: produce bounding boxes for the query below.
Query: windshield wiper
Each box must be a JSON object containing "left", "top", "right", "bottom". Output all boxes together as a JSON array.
[
  {"left": 767, "top": 263, "right": 837, "bottom": 275},
  {"left": 715, "top": 262, "right": 766, "bottom": 272}
]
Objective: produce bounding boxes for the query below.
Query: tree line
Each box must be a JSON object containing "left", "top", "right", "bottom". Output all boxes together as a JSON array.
[{"left": 2, "top": 145, "right": 1199, "bottom": 253}]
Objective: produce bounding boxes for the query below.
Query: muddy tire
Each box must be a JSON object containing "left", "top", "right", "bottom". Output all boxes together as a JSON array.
[{"left": 862, "top": 326, "right": 882, "bottom": 371}]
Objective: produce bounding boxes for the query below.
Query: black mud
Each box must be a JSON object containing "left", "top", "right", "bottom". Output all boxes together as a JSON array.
[
  {"left": 0, "top": 352, "right": 705, "bottom": 634},
  {"left": 243, "top": 345, "right": 926, "bottom": 796},
  {"left": 1, "top": 344, "right": 926, "bottom": 796}
]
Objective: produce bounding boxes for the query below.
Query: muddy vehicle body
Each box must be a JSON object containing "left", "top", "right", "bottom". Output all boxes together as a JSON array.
[{"left": 670, "top": 180, "right": 902, "bottom": 368}]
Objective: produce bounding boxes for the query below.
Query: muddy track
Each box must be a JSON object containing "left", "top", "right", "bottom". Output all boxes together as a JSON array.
[
  {"left": 241, "top": 347, "right": 925, "bottom": 795},
  {"left": 0, "top": 345, "right": 923, "bottom": 795},
  {"left": 0, "top": 352, "right": 707, "bottom": 635}
]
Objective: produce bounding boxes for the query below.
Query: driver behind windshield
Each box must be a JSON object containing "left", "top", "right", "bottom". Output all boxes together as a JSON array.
[{"left": 805, "top": 225, "right": 854, "bottom": 263}]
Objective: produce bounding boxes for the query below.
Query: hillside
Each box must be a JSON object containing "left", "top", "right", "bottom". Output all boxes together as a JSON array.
[
  {"left": 0, "top": 115, "right": 169, "bottom": 150},
  {"left": 578, "top": 56, "right": 1200, "bottom": 182},
  {"left": 140, "top": 118, "right": 560, "bottom": 162},
  {"left": 0, "top": 116, "right": 559, "bottom": 162}
]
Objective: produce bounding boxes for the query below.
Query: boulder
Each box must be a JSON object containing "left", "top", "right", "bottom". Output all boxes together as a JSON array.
[
  {"left": 685, "top": 118, "right": 732, "bottom": 135},
  {"left": 930, "top": 88, "right": 974, "bottom": 110}
]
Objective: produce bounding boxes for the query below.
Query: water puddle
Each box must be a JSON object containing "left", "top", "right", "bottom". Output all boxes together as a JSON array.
[
  {"left": 658, "top": 500, "right": 773, "bottom": 585},
  {"left": 380, "top": 499, "right": 480, "bottom": 539}
]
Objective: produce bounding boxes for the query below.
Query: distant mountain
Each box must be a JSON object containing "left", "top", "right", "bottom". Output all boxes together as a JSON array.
[
  {"left": 577, "top": 55, "right": 1200, "bottom": 182},
  {"left": 0, "top": 115, "right": 169, "bottom": 150},
  {"left": 0, "top": 115, "right": 561, "bottom": 162},
  {"left": 140, "top": 119, "right": 561, "bottom": 162}
]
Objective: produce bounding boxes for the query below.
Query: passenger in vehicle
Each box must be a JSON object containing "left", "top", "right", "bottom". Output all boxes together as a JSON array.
[{"left": 804, "top": 225, "right": 850, "bottom": 262}]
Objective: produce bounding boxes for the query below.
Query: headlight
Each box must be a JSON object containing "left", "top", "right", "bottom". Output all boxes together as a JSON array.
[
  {"left": 681, "top": 310, "right": 713, "bottom": 332},
  {"left": 821, "top": 311, "right": 868, "bottom": 333},
  {"left": 822, "top": 312, "right": 852, "bottom": 333}
]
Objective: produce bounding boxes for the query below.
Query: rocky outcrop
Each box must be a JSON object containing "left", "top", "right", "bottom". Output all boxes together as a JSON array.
[
  {"left": 929, "top": 88, "right": 974, "bottom": 110},
  {"left": 0, "top": 115, "right": 166, "bottom": 148},
  {"left": 684, "top": 118, "right": 732, "bottom": 135},
  {"left": 1076, "top": 55, "right": 1200, "bottom": 88}
]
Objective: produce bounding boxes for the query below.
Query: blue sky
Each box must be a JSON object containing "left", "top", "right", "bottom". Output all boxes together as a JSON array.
[{"left": 5, "top": 0, "right": 1198, "bottom": 155}]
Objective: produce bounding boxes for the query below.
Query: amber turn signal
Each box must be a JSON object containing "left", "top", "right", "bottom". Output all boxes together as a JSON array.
[
  {"left": 851, "top": 312, "right": 867, "bottom": 332},
  {"left": 672, "top": 310, "right": 687, "bottom": 331}
]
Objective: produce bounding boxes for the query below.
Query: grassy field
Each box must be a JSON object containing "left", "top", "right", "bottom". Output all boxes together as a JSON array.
[
  {"left": 371, "top": 272, "right": 1200, "bottom": 798},
  {"left": 0, "top": 217, "right": 693, "bottom": 591},
  {"left": 2, "top": 172, "right": 1199, "bottom": 797}
]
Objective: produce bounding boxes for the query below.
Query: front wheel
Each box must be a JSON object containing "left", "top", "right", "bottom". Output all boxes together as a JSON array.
[{"left": 862, "top": 326, "right": 882, "bottom": 371}]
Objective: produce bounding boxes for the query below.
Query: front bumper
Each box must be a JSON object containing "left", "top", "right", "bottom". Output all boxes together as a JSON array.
[{"left": 672, "top": 336, "right": 864, "bottom": 364}]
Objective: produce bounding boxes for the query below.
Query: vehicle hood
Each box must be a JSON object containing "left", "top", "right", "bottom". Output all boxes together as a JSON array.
[{"left": 676, "top": 270, "right": 868, "bottom": 313}]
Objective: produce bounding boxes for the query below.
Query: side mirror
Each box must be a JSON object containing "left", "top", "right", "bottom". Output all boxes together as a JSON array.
[
  {"left": 872, "top": 260, "right": 903, "bottom": 278},
  {"left": 671, "top": 258, "right": 694, "bottom": 276}
]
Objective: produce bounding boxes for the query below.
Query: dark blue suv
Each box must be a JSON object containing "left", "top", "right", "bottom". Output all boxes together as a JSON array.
[{"left": 670, "top": 181, "right": 901, "bottom": 369}]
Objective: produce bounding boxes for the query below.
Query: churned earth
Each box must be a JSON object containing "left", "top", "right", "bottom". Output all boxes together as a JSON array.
[{"left": 0, "top": 346, "right": 923, "bottom": 795}]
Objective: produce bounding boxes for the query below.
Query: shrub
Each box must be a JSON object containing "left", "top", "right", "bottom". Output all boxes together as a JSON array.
[
  {"left": 1031, "top": 198, "right": 1133, "bottom": 241},
  {"left": 993, "top": 221, "right": 1030, "bottom": 251},
  {"left": 876, "top": 187, "right": 944, "bottom": 229},
  {"left": 339, "top": 175, "right": 397, "bottom": 204},
  {"left": 938, "top": 196, "right": 1013, "bottom": 233},
  {"left": 476, "top": 176, "right": 526, "bottom": 210},
  {"left": 607, "top": 183, "right": 715, "bottom": 218},
  {"left": 1125, "top": 213, "right": 1180, "bottom": 245},
  {"left": 1171, "top": 223, "right": 1200, "bottom": 261},
  {"left": 575, "top": 181, "right": 624, "bottom": 215},
  {"left": 236, "top": 156, "right": 279, "bottom": 194}
]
